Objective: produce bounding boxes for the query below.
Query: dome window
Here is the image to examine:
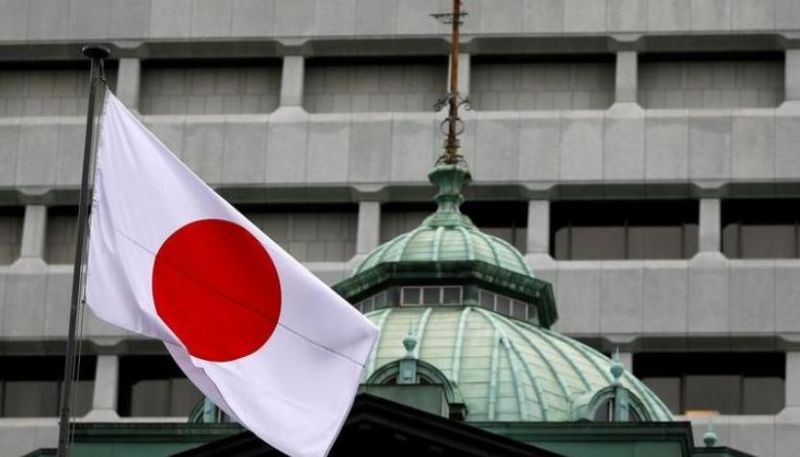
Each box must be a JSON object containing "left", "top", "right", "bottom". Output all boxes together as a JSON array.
[
  {"left": 355, "top": 291, "right": 388, "bottom": 313},
  {"left": 478, "top": 289, "right": 534, "bottom": 321},
  {"left": 400, "top": 286, "right": 463, "bottom": 306}
]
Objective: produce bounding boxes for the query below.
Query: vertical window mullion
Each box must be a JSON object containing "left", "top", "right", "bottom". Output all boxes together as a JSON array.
[{"left": 624, "top": 219, "right": 630, "bottom": 259}]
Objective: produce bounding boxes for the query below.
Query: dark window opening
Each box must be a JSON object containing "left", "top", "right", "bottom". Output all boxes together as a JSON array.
[
  {"left": 722, "top": 199, "right": 800, "bottom": 259},
  {"left": 45, "top": 206, "right": 79, "bottom": 264},
  {"left": 593, "top": 398, "right": 613, "bottom": 422},
  {"left": 139, "top": 59, "right": 281, "bottom": 115},
  {"left": 0, "top": 356, "right": 95, "bottom": 417},
  {"left": 0, "top": 206, "right": 24, "bottom": 265},
  {"left": 634, "top": 352, "right": 785, "bottom": 415},
  {"left": 117, "top": 355, "right": 202, "bottom": 417},
  {"left": 304, "top": 56, "right": 447, "bottom": 114},
  {"left": 551, "top": 200, "right": 698, "bottom": 260}
]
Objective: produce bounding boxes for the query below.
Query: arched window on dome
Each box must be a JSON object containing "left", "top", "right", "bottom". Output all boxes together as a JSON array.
[
  {"left": 590, "top": 393, "right": 645, "bottom": 423},
  {"left": 578, "top": 385, "right": 651, "bottom": 423},
  {"left": 364, "top": 333, "right": 468, "bottom": 420}
]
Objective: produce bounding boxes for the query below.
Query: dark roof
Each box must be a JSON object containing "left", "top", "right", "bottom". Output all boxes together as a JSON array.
[{"left": 172, "top": 393, "right": 565, "bottom": 457}]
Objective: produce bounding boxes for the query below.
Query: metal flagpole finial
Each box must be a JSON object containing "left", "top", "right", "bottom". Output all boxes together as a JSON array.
[
  {"left": 81, "top": 44, "right": 110, "bottom": 60},
  {"left": 433, "top": 0, "right": 470, "bottom": 166}
]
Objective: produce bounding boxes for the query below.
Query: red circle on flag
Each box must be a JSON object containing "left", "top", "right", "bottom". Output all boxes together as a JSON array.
[{"left": 152, "top": 219, "right": 281, "bottom": 362}]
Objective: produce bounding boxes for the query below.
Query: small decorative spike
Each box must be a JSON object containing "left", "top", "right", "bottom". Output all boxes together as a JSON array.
[{"left": 703, "top": 422, "right": 718, "bottom": 448}]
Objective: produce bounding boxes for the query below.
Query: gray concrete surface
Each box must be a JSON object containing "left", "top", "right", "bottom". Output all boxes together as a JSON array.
[{"left": 2, "top": 1, "right": 800, "bottom": 456}]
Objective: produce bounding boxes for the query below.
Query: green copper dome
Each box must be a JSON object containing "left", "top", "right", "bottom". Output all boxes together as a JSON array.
[
  {"left": 336, "top": 158, "right": 558, "bottom": 328},
  {"left": 354, "top": 162, "right": 531, "bottom": 277},
  {"left": 334, "top": 157, "right": 672, "bottom": 425},
  {"left": 364, "top": 307, "right": 673, "bottom": 423}
]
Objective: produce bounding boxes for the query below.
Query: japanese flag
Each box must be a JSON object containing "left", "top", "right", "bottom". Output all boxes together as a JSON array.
[{"left": 86, "top": 93, "right": 379, "bottom": 457}]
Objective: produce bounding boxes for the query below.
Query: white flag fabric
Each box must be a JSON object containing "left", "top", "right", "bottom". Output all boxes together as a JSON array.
[{"left": 86, "top": 93, "right": 379, "bottom": 457}]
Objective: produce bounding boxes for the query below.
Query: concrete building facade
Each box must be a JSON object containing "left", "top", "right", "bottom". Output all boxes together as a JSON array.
[{"left": 1, "top": 1, "right": 800, "bottom": 456}]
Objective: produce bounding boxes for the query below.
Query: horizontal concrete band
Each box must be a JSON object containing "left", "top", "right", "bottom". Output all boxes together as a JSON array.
[
  {"left": 0, "top": 0, "right": 799, "bottom": 44},
  {"left": 2, "top": 106, "right": 800, "bottom": 195},
  {"left": 2, "top": 256, "right": 800, "bottom": 340}
]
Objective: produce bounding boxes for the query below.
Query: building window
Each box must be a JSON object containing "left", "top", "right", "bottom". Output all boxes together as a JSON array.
[
  {"left": 0, "top": 356, "right": 95, "bottom": 417},
  {"left": 551, "top": 200, "right": 698, "bottom": 260},
  {"left": 0, "top": 207, "right": 24, "bottom": 264},
  {"left": 45, "top": 206, "right": 78, "bottom": 264},
  {"left": 381, "top": 201, "right": 527, "bottom": 252},
  {"left": 471, "top": 56, "right": 615, "bottom": 111},
  {"left": 478, "top": 289, "right": 532, "bottom": 321},
  {"left": 241, "top": 204, "right": 358, "bottom": 262},
  {"left": 634, "top": 352, "right": 785, "bottom": 415},
  {"left": 304, "top": 57, "right": 446, "bottom": 113},
  {"left": 0, "top": 63, "right": 117, "bottom": 117},
  {"left": 722, "top": 199, "right": 800, "bottom": 259},
  {"left": 638, "top": 54, "right": 784, "bottom": 109},
  {"left": 117, "top": 355, "right": 202, "bottom": 417},
  {"left": 400, "top": 286, "right": 463, "bottom": 306},
  {"left": 140, "top": 60, "right": 281, "bottom": 115}
]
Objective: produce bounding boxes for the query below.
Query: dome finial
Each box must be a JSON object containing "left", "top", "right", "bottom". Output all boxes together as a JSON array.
[
  {"left": 703, "top": 421, "right": 718, "bottom": 448},
  {"left": 424, "top": 158, "right": 473, "bottom": 228}
]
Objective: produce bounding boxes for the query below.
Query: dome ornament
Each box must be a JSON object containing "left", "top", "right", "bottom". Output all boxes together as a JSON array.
[
  {"left": 403, "top": 327, "right": 418, "bottom": 359},
  {"left": 610, "top": 348, "right": 624, "bottom": 385},
  {"left": 399, "top": 327, "right": 419, "bottom": 384},
  {"left": 703, "top": 422, "right": 719, "bottom": 448}
]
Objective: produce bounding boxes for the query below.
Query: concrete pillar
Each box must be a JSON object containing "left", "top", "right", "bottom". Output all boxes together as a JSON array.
[
  {"left": 18, "top": 205, "right": 47, "bottom": 259},
  {"left": 86, "top": 355, "right": 120, "bottom": 420},
  {"left": 615, "top": 51, "right": 638, "bottom": 103},
  {"left": 699, "top": 198, "right": 721, "bottom": 253},
  {"left": 526, "top": 200, "right": 550, "bottom": 255},
  {"left": 279, "top": 56, "right": 305, "bottom": 107},
  {"left": 116, "top": 58, "right": 141, "bottom": 110},
  {"left": 786, "top": 49, "right": 800, "bottom": 101},
  {"left": 356, "top": 201, "right": 381, "bottom": 255},
  {"left": 786, "top": 352, "right": 800, "bottom": 408}
]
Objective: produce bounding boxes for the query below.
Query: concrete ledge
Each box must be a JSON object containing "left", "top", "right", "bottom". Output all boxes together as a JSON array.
[
  {"left": 0, "top": 261, "right": 351, "bottom": 340},
  {"left": 0, "top": 1, "right": 796, "bottom": 46},
  {"left": 2, "top": 258, "right": 800, "bottom": 340},
  {"left": 1, "top": 108, "right": 800, "bottom": 193}
]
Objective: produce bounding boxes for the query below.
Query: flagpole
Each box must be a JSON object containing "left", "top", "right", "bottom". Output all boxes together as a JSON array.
[{"left": 56, "top": 43, "right": 110, "bottom": 457}]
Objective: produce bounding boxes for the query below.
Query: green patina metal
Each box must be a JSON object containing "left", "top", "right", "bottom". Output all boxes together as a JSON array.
[
  {"left": 477, "top": 308, "right": 546, "bottom": 420},
  {"left": 363, "top": 307, "right": 673, "bottom": 423},
  {"left": 333, "top": 159, "right": 673, "bottom": 424}
]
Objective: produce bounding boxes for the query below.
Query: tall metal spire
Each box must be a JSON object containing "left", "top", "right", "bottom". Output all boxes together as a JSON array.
[{"left": 433, "top": 0, "right": 469, "bottom": 165}]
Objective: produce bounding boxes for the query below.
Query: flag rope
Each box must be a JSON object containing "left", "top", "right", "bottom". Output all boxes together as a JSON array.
[{"left": 56, "top": 44, "right": 110, "bottom": 457}]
